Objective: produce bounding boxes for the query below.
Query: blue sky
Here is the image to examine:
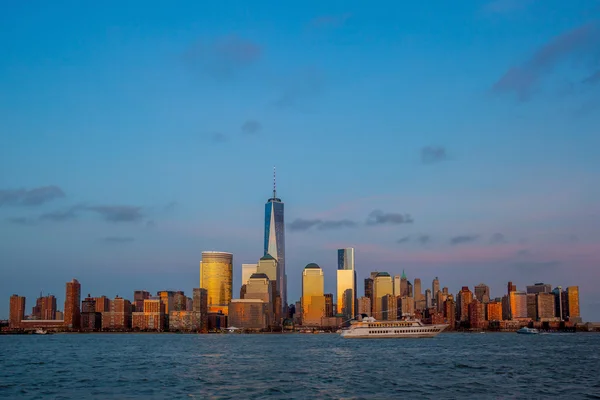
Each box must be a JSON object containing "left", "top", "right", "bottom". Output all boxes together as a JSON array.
[{"left": 1, "top": 0, "right": 599, "bottom": 320}]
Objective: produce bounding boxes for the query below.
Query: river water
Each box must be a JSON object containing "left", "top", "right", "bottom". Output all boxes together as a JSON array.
[{"left": 1, "top": 332, "right": 599, "bottom": 399}]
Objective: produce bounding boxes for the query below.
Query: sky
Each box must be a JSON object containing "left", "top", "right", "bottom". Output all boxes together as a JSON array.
[{"left": 1, "top": 0, "right": 599, "bottom": 320}]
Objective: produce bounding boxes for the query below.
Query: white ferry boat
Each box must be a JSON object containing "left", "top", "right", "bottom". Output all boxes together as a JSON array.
[{"left": 340, "top": 317, "right": 448, "bottom": 339}]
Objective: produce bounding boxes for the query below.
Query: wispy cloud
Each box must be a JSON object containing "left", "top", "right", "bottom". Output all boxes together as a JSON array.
[
  {"left": 397, "top": 236, "right": 410, "bottom": 244},
  {"left": 289, "top": 218, "right": 356, "bottom": 231},
  {"left": 102, "top": 236, "right": 135, "bottom": 244},
  {"left": 0, "top": 186, "right": 65, "bottom": 206},
  {"left": 450, "top": 235, "right": 479, "bottom": 245},
  {"left": 6, "top": 216, "right": 37, "bottom": 226},
  {"left": 582, "top": 69, "right": 600, "bottom": 85},
  {"left": 211, "top": 132, "right": 228, "bottom": 143},
  {"left": 39, "top": 205, "right": 81, "bottom": 222},
  {"left": 366, "top": 210, "right": 414, "bottom": 225},
  {"left": 183, "top": 35, "right": 262, "bottom": 80},
  {"left": 273, "top": 67, "right": 325, "bottom": 110},
  {"left": 493, "top": 22, "right": 600, "bottom": 100},
  {"left": 310, "top": 13, "right": 352, "bottom": 28},
  {"left": 241, "top": 119, "right": 262, "bottom": 135},
  {"left": 418, "top": 235, "right": 431, "bottom": 245},
  {"left": 86, "top": 206, "right": 144, "bottom": 222},
  {"left": 490, "top": 232, "right": 507, "bottom": 244},
  {"left": 421, "top": 146, "right": 447, "bottom": 164}
]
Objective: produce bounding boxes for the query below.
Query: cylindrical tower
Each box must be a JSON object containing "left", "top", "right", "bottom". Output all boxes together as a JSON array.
[{"left": 200, "top": 251, "right": 233, "bottom": 315}]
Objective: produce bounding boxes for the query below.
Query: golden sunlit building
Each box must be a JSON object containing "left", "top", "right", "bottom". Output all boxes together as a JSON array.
[
  {"left": 537, "top": 293, "right": 556, "bottom": 321},
  {"left": 357, "top": 296, "right": 371, "bottom": 316},
  {"left": 487, "top": 301, "right": 503, "bottom": 321},
  {"left": 257, "top": 254, "right": 277, "bottom": 282},
  {"left": 200, "top": 251, "right": 233, "bottom": 315},
  {"left": 566, "top": 286, "right": 580, "bottom": 322},
  {"left": 373, "top": 272, "right": 393, "bottom": 319},
  {"left": 241, "top": 263, "right": 258, "bottom": 286},
  {"left": 509, "top": 291, "right": 528, "bottom": 320},
  {"left": 457, "top": 286, "right": 473, "bottom": 322},
  {"left": 336, "top": 248, "right": 356, "bottom": 320},
  {"left": 302, "top": 263, "right": 325, "bottom": 326}
]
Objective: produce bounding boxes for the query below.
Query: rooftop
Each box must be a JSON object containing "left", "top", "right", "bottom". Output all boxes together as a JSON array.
[
  {"left": 249, "top": 273, "right": 269, "bottom": 280},
  {"left": 260, "top": 254, "right": 276, "bottom": 261},
  {"left": 305, "top": 263, "right": 321, "bottom": 269}
]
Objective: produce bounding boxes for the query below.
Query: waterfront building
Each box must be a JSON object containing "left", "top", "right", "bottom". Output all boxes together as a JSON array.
[
  {"left": 241, "top": 263, "right": 258, "bottom": 286},
  {"left": 169, "top": 311, "right": 201, "bottom": 332},
  {"left": 509, "top": 291, "right": 528, "bottom": 320},
  {"left": 393, "top": 275, "right": 401, "bottom": 297},
  {"left": 566, "top": 286, "right": 581, "bottom": 322},
  {"left": 133, "top": 290, "right": 150, "bottom": 312},
  {"left": 244, "top": 273, "right": 272, "bottom": 304},
  {"left": 157, "top": 291, "right": 175, "bottom": 314},
  {"left": 507, "top": 281, "right": 517, "bottom": 293},
  {"left": 336, "top": 248, "right": 356, "bottom": 320},
  {"left": 501, "top": 295, "right": 510, "bottom": 320},
  {"left": 32, "top": 295, "right": 57, "bottom": 320},
  {"left": 64, "top": 279, "right": 81, "bottom": 329},
  {"left": 357, "top": 297, "right": 371, "bottom": 316},
  {"left": 192, "top": 288, "right": 208, "bottom": 331},
  {"left": 302, "top": 263, "right": 325, "bottom": 326},
  {"left": 407, "top": 281, "right": 413, "bottom": 298},
  {"left": 56, "top": 310, "right": 63, "bottom": 320},
  {"left": 526, "top": 283, "right": 552, "bottom": 294},
  {"left": 81, "top": 296, "right": 101, "bottom": 331},
  {"left": 200, "top": 251, "right": 233, "bottom": 315},
  {"left": 257, "top": 254, "right": 278, "bottom": 282},
  {"left": 526, "top": 294, "right": 537, "bottom": 320},
  {"left": 468, "top": 299, "right": 485, "bottom": 329},
  {"left": 551, "top": 287, "right": 563, "bottom": 319},
  {"left": 425, "top": 289, "right": 432, "bottom": 309},
  {"left": 207, "top": 312, "right": 227, "bottom": 331},
  {"left": 324, "top": 293, "right": 334, "bottom": 317},
  {"left": 487, "top": 301, "right": 503, "bottom": 321},
  {"left": 456, "top": 286, "right": 473, "bottom": 322},
  {"left": 398, "top": 296, "right": 414, "bottom": 317},
  {"left": 264, "top": 169, "right": 287, "bottom": 313},
  {"left": 229, "top": 299, "right": 269, "bottom": 330},
  {"left": 364, "top": 278, "right": 374, "bottom": 315},
  {"left": 444, "top": 295, "right": 456, "bottom": 330},
  {"left": 442, "top": 287, "right": 449, "bottom": 295},
  {"left": 9, "top": 295, "right": 26, "bottom": 329},
  {"left": 94, "top": 296, "right": 110, "bottom": 312},
  {"left": 132, "top": 299, "right": 165, "bottom": 331},
  {"left": 381, "top": 294, "right": 397, "bottom": 321},
  {"left": 436, "top": 291, "right": 446, "bottom": 314},
  {"left": 414, "top": 278, "right": 423, "bottom": 309},
  {"left": 474, "top": 283, "right": 490, "bottom": 303},
  {"left": 101, "top": 296, "right": 132, "bottom": 330},
  {"left": 373, "top": 272, "right": 393, "bottom": 320},
  {"left": 537, "top": 293, "right": 556, "bottom": 321},
  {"left": 432, "top": 277, "right": 440, "bottom": 301},
  {"left": 173, "top": 291, "right": 187, "bottom": 311},
  {"left": 400, "top": 270, "right": 408, "bottom": 297}
]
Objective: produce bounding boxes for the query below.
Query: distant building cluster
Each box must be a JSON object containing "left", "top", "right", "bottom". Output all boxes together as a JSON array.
[{"left": 3, "top": 174, "right": 585, "bottom": 333}]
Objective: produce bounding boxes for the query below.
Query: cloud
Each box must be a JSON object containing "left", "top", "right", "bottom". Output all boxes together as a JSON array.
[
  {"left": 310, "top": 13, "right": 352, "bottom": 28},
  {"left": 6, "top": 217, "right": 37, "bottom": 226},
  {"left": 582, "top": 69, "right": 600, "bottom": 85},
  {"left": 289, "top": 218, "right": 357, "bottom": 232},
  {"left": 493, "top": 22, "right": 600, "bottom": 100},
  {"left": 0, "top": 185, "right": 65, "bottom": 206},
  {"left": 418, "top": 235, "right": 431, "bottom": 245},
  {"left": 397, "top": 236, "right": 410, "bottom": 244},
  {"left": 366, "top": 210, "right": 414, "bottom": 225},
  {"left": 102, "top": 236, "right": 135, "bottom": 244},
  {"left": 273, "top": 67, "right": 325, "bottom": 109},
  {"left": 86, "top": 206, "right": 143, "bottom": 222},
  {"left": 183, "top": 35, "right": 262, "bottom": 79},
  {"left": 421, "top": 146, "right": 447, "bottom": 164},
  {"left": 483, "top": 0, "right": 535, "bottom": 14},
  {"left": 450, "top": 235, "right": 479, "bottom": 245},
  {"left": 39, "top": 205, "right": 81, "bottom": 222},
  {"left": 211, "top": 132, "right": 228, "bottom": 143},
  {"left": 241, "top": 120, "right": 262, "bottom": 134},
  {"left": 490, "top": 232, "right": 507, "bottom": 244}
]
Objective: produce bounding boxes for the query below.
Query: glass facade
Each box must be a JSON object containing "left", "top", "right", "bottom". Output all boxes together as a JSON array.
[
  {"left": 200, "top": 251, "right": 233, "bottom": 315},
  {"left": 302, "top": 264, "right": 325, "bottom": 325},
  {"left": 264, "top": 197, "right": 286, "bottom": 310},
  {"left": 373, "top": 273, "right": 393, "bottom": 320},
  {"left": 336, "top": 248, "right": 356, "bottom": 319}
]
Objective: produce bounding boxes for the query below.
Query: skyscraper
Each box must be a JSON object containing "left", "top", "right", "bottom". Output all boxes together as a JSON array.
[
  {"left": 373, "top": 272, "right": 393, "bottom": 319},
  {"left": 400, "top": 270, "right": 408, "bottom": 297},
  {"left": 337, "top": 248, "right": 356, "bottom": 320},
  {"left": 566, "top": 286, "right": 580, "bottom": 322},
  {"left": 264, "top": 168, "right": 286, "bottom": 312},
  {"left": 432, "top": 277, "right": 440, "bottom": 297},
  {"left": 9, "top": 295, "right": 25, "bottom": 329},
  {"left": 200, "top": 251, "right": 233, "bottom": 315},
  {"left": 302, "top": 263, "right": 325, "bottom": 326},
  {"left": 526, "top": 283, "right": 552, "bottom": 294},
  {"left": 64, "top": 279, "right": 81, "bottom": 329},
  {"left": 474, "top": 283, "right": 490, "bottom": 303},
  {"left": 241, "top": 263, "right": 258, "bottom": 286},
  {"left": 364, "top": 278, "right": 374, "bottom": 314}
]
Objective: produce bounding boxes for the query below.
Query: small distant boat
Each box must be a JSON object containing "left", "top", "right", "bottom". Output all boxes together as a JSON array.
[
  {"left": 35, "top": 329, "right": 49, "bottom": 335},
  {"left": 516, "top": 327, "right": 539, "bottom": 335}
]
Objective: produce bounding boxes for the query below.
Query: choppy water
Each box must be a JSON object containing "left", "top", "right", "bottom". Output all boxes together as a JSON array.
[{"left": 1, "top": 332, "right": 599, "bottom": 399}]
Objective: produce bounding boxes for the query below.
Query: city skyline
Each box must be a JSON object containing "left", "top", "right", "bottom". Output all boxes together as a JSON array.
[{"left": 1, "top": 1, "right": 600, "bottom": 320}]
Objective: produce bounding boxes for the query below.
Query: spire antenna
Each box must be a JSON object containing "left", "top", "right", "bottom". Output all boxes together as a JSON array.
[{"left": 273, "top": 166, "right": 277, "bottom": 199}]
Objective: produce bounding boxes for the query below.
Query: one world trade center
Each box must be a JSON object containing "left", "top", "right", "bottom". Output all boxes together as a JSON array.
[{"left": 264, "top": 167, "right": 287, "bottom": 313}]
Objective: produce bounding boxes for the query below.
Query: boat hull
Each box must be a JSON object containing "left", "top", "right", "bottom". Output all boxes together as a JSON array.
[{"left": 340, "top": 324, "right": 448, "bottom": 339}]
